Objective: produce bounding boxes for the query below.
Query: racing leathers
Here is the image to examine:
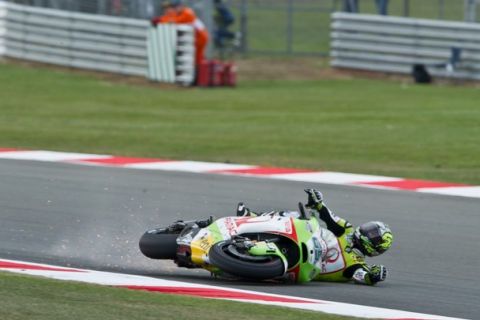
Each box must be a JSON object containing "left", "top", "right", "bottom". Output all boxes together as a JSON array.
[{"left": 311, "top": 205, "right": 387, "bottom": 285}]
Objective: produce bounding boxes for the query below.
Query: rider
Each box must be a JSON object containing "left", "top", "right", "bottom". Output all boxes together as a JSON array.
[{"left": 238, "top": 189, "right": 394, "bottom": 285}]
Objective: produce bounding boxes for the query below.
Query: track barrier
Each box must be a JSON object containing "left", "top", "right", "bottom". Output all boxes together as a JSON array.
[
  {"left": 0, "top": 2, "right": 196, "bottom": 85},
  {"left": 147, "top": 24, "right": 195, "bottom": 85},
  {"left": 331, "top": 12, "right": 480, "bottom": 81}
]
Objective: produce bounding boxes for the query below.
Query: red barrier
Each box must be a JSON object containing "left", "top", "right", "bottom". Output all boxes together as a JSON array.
[
  {"left": 197, "top": 60, "right": 211, "bottom": 87},
  {"left": 223, "top": 62, "right": 236, "bottom": 87},
  {"left": 197, "top": 60, "right": 236, "bottom": 87}
]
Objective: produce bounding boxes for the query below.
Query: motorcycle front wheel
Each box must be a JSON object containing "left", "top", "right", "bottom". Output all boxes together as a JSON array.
[
  {"left": 139, "top": 229, "right": 178, "bottom": 259},
  {"left": 209, "top": 241, "right": 285, "bottom": 280}
]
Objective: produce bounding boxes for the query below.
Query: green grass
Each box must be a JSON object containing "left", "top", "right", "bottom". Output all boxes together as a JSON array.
[
  {"left": 1, "top": 61, "right": 479, "bottom": 184},
  {"left": 245, "top": 9, "right": 332, "bottom": 54},
  {"left": 0, "top": 271, "right": 361, "bottom": 320},
  {"left": 229, "top": 0, "right": 470, "bottom": 55},
  {"left": 353, "top": 0, "right": 465, "bottom": 20}
]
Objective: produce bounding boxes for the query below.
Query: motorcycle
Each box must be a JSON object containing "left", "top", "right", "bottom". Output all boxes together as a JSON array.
[{"left": 139, "top": 202, "right": 328, "bottom": 282}]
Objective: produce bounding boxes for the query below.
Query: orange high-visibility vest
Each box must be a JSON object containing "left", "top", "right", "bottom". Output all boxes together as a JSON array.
[{"left": 153, "top": 6, "right": 209, "bottom": 66}]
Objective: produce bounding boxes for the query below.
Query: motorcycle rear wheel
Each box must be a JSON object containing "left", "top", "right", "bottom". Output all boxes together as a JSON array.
[
  {"left": 209, "top": 241, "right": 285, "bottom": 280},
  {"left": 139, "top": 229, "right": 178, "bottom": 259}
]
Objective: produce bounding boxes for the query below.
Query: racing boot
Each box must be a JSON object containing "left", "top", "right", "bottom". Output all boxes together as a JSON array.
[{"left": 236, "top": 202, "right": 256, "bottom": 216}]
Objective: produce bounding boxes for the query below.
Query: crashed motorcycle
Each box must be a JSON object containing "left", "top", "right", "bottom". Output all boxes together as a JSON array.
[{"left": 139, "top": 203, "right": 328, "bottom": 282}]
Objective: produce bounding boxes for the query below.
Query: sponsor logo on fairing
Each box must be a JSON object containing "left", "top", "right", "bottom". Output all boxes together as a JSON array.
[
  {"left": 284, "top": 219, "right": 292, "bottom": 234},
  {"left": 223, "top": 217, "right": 238, "bottom": 236},
  {"left": 312, "top": 237, "right": 325, "bottom": 264}
]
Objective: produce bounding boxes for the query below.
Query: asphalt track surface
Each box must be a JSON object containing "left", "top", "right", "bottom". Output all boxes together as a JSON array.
[{"left": 1, "top": 159, "right": 479, "bottom": 319}]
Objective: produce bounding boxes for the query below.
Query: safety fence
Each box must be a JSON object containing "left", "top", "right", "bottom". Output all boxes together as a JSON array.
[
  {"left": 4, "top": 1, "right": 480, "bottom": 57},
  {"left": 0, "top": 2, "right": 195, "bottom": 83},
  {"left": 0, "top": 3, "right": 5, "bottom": 55},
  {"left": 3, "top": 1, "right": 480, "bottom": 82},
  {"left": 331, "top": 12, "right": 480, "bottom": 80},
  {"left": 1, "top": 2, "right": 148, "bottom": 76}
]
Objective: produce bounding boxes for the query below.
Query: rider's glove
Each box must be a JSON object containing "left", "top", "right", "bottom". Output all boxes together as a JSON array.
[
  {"left": 369, "top": 264, "right": 387, "bottom": 283},
  {"left": 304, "top": 189, "right": 323, "bottom": 210}
]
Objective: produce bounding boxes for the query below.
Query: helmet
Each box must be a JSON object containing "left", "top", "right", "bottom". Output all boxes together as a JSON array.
[{"left": 353, "top": 221, "right": 393, "bottom": 257}]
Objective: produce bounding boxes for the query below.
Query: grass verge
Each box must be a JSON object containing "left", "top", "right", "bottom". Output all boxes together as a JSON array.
[
  {"left": 1, "top": 61, "right": 479, "bottom": 184},
  {"left": 0, "top": 271, "right": 361, "bottom": 320},
  {"left": 230, "top": 0, "right": 466, "bottom": 55}
]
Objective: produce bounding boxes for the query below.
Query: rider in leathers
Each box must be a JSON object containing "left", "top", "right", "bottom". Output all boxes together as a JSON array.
[{"left": 239, "top": 189, "right": 393, "bottom": 285}]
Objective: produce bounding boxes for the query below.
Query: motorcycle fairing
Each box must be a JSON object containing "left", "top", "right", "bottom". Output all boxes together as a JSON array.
[{"left": 189, "top": 215, "right": 297, "bottom": 268}]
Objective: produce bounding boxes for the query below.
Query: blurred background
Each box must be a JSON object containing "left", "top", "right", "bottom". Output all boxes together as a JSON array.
[{"left": 5, "top": 0, "right": 480, "bottom": 56}]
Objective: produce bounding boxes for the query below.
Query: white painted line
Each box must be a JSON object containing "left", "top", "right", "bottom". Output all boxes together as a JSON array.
[
  {"left": 0, "top": 150, "right": 110, "bottom": 162},
  {"left": 125, "top": 161, "right": 256, "bottom": 172},
  {"left": 418, "top": 186, "right": 480, "bottom": 199},
  {"left": 270, "top": 171, "right": 403, "bottom": 184}
]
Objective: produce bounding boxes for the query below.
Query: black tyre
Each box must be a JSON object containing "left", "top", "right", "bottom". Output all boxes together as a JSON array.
[
  {"left": 209, "top": 241, "right": 285, "bottom": 280},
  {"left": 139, "top": 229, "right": 178, "bottom": 259}
]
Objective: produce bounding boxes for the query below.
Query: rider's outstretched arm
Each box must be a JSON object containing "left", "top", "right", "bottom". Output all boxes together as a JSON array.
[
  {"left": 317, "top": 206, "right": 352, "bottom": 237},
  {"left": 348, "top": 264, "right": 388, "bottom": 285},
  {"left": 305, "top": 189, "right": 351, "bottom": 237}
]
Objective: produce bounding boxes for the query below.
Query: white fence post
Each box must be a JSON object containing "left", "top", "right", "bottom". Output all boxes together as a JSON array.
[
  {"left": 147, "top": 24, "right": 195, "bottom": 85},
  {"left": 148, "top": 24, "right": 177, "bottom": 83}
]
